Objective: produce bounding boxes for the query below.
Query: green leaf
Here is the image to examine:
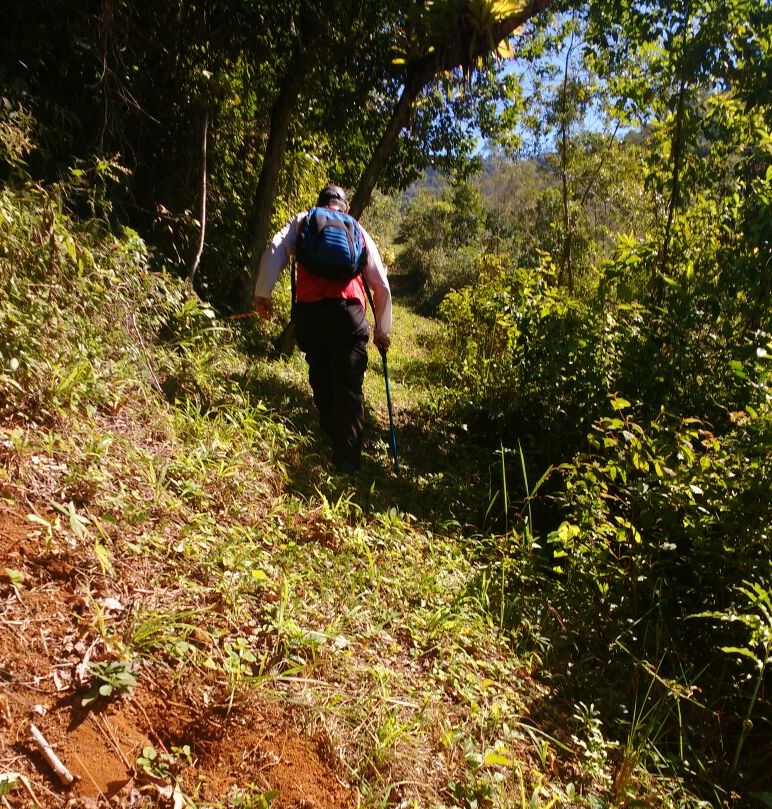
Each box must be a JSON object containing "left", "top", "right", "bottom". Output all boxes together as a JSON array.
[
  {"left": 728, "top": 360, "right": 747, "bottom": 379},
  {"left": 483, "top": 750, "right": 512, "bottom": 767},
  {"left": 609, "top": 395, "right": 631, "bottom": 411},
  {"left": 94, "top": 537, "right": 114, "bottom": 576},
  {"left": 719, "top": 646, "right": 759, "bottom": 662},
  {"left": 0, "top": 774, "right": 20, "bottom": 797},
  {"left": 3, "top": 568, "right": 24, "bottom": 586}
]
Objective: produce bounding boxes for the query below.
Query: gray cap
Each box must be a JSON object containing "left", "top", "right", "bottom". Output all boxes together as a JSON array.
[{"left": 317, "top": 184, "right": 348, "bottom": 208}]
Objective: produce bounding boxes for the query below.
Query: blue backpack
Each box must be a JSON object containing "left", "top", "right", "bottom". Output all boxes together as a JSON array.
[{"left": 296, "top": 207, "right": 367, "bottom": 282}]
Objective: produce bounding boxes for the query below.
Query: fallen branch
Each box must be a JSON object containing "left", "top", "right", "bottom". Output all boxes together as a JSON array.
[
  {"left": 75, "top": 638, "right": 101, "bottom": 687},
  {"left": 28, "top": 723, "right": 76, "bottom": 786},
  {"left": 90, "top": 714, "right": 132, "bottom": 769}
]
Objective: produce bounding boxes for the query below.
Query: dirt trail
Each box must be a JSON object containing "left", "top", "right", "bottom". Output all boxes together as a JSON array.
[{"left": 0, "top": 506, "right": 356, "bottom": 809}]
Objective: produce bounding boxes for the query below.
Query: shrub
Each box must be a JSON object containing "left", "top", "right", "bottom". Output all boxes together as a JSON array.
[
  {"left": 0, "top": 178, "right": 245, "bottom": 423},
  {"left": 440, "top": 255, "right": 624, "bottom": 461},
  {"left": 545, "top": 402, "right": 771, "bottom": 795},
  {"left": 396, "top": 183, "right": 489, "bottom": 311}
]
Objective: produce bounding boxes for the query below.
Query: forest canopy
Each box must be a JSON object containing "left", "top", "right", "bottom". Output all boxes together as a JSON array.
[{"left": 1, "top": 0, "right": 767, "bottom": 304}]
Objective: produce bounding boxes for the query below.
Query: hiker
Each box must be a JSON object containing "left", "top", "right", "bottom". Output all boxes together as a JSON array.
[{"left": 254, "top": 184, "right": 392, "bottom": 476}]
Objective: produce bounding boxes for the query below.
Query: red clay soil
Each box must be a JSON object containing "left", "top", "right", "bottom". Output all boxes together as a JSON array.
[{"left": 0, "top": 505, "right": 357, "bottom": 809}]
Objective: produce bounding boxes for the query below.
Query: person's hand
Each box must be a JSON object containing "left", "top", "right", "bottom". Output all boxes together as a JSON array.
[
  {"left": 373, "top": 333, "right": 390, "bottom": 353},
  {"left": 254, "top": 296, "right": 273, "bottom": 321}
]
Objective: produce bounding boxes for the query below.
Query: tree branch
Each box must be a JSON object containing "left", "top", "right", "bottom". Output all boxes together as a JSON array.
[{"left": 351, "top": 0, "right": 553, "bottom": 217}]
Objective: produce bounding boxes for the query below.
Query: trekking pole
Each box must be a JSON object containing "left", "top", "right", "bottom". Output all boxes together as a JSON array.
[
  {"left": 363, "top": 280, "right": 399, "bottom": 470},
  {"left": 379, "top": 346, "right": 399, "bottom": 470}
]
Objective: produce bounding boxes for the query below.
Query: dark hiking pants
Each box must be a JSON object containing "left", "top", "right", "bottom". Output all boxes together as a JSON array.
[{"left": 294, "top": 299, "right": 369, "bottom": 471}]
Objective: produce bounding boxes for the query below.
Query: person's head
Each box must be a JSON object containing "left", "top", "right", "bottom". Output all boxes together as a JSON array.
[{"left": 317, "top": 184, "right": 348, "bottom": 212}]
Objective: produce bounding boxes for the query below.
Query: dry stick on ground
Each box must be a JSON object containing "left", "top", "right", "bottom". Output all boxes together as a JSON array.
[
  {"left": 70, "top": 750, "right": 108, "bottom": 800},
  {"left": 75, "top": 639, "right": 100, "bottom": 685},
  {"left": 28, "top": 723, "right": 76, "bottom": 786},
  {"left": 19, "top": 774, "right": 41, "bottom": 804}
]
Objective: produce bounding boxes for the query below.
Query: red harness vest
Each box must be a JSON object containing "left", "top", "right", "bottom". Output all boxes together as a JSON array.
[{"left": 295, "top": 264, "right": 366, "bottom": 307}]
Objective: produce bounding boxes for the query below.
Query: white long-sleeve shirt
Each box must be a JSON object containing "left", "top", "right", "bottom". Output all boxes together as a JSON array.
[{"left": 255, "top": 212, "right": 392, "bottom": 342}]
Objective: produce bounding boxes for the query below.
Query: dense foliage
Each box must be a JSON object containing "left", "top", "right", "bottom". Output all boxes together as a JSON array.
[
  {"left": 405, "top": 7, "right": 771, "bottom": 803},
  {"left": 1, "top": 0, "right": 770, "bottom": 806},
  {"left": 0, "top": 0, "right": 540, "bottom": 310}
]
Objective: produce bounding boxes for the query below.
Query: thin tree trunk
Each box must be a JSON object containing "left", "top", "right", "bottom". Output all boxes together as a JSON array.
[
  {"left": 578, "top": 121, "right": 621, "bottom": 209},
  {"left": 243, "top": 65, "right": 307, "bottom": 304},
  {"left": 246, "top": 66, "right": 306, "bottom": 263},
  {"left": 243, "top": 16, "right": 317, "bottom": 310},
  {"left": 558, "top": 30, "right": 575, "bottom": 291},
  {"left": 188, "top": 106, "right": 209, "bottom": 286},
  {"left": 349, "top": 64, "right": 434, "bottom": 219},
  {"left": 659, "top": 75, "right": 686, "bottom": 278},
  {"left": 559, "top": 102, "right": 572, "bottom": 290},
  {"left": 657, "top": 0, "right": 692, "bottom": 292},
  {"left": 96, "top": 0, "right": 117, "bottom": 153},
  {"left": 350, "top": 0, "right": 553, "bottom": 218}
]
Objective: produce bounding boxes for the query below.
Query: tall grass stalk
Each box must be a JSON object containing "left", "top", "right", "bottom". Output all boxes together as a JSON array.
[{"left": 499, "top": 443, "right": 508, "bottom": 632}]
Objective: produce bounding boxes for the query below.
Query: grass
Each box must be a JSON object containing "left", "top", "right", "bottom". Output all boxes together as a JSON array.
[{"left": 0, "top": 179, "right": 728, "bottom": 809}]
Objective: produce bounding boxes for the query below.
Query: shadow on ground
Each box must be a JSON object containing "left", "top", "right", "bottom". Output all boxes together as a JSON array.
[{"left": 238, "top": 360, "right": 498, "bottom": 529}]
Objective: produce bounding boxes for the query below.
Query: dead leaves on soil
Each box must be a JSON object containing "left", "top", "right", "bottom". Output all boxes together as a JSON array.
[{"left": 0, "top": 505, "right": 356, "bottom": 809}]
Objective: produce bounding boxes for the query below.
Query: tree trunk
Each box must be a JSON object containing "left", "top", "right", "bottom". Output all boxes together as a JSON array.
[
  {"left": 659, "top": 75, "right": 686, "bottom": 280},
  {"left": 558, "top": 31, "right": 574, "bottom": 290},
  {"left": 242, "top": 23, "right": 316, "bottom": 310},
  {"left": 349, "top": 64, "right": 434, "bottom": 219},
  {"left": 559, "top": 107, "right": 573, "bottom": 290},
  {"left": 350, "top": 0, "right": 552, "bottom": 217},
  {"left": 657, "top": 0, "right": 692, "bottom": 296},
  {"left": 188, "top": 105, "right": 209, "bottom": 286}
]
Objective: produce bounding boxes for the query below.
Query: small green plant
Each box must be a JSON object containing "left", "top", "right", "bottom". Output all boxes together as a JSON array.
[
  {"left": 223, "top": 637, "right": 259, "bottom": 678},
  {"left": 372, "top": 708, "right": 417, "bottom": 767},
  {"left": 26, "top": 512, "right": 56, "bottom": 554},
  {"left": 2, "top": 568, "right": 24, "bottom": 587},
  {"left": 136, "top": 744, "right": 192, "bottom": 782},
  {"left": 126, "top": 607, "right": 205, "bottom": 659},
  {"left": 228, "top": 783, "right": 277, "bottom": 809},
  {"left": 445, "top": 733, "right": 512, "bottom": 809},
  {"left": 513, "top": 763, "right": 562, "bottom": 809},
  {"left": 694, "top": 574, "right": 772, "bottom": 770},
  {"left": 137, "top": 745, "right": 172, "bottom": 780},
  {"left": 81, "top": 659, "right": 138, "bottom": 707},
  {"left": 448, "top": 776, "right": 496, "bottom": 809},
  {"left": 0, "top": 773, "right": 20, "bottom": 798},
  {"left": 571, "top": 702, "right": 615, "bottom": 792}
]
